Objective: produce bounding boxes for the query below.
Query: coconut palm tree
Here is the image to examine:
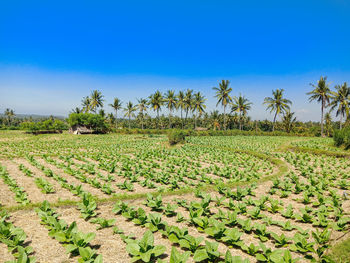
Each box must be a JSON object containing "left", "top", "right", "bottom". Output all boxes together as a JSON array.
[
  {"left": 192, "top": 92, "right": 206, "bottom": 128},
  {"left": 109, "top": 98, "right": 123, "bottom": 128},
  {"left": 184, "top": 89, "right": 193, "bottom": 127},
  {"left": 137, "top": 98, "right": 148, "bottom": 130},
  {"left": 263, "top": 89, "right": 292, "bottom": 132},
  {"left": 324, "top": 112, "right": 332, "bottom": 137},
  {"left": 210, "top": 110, "right": 220, "bottom": 130},
  {"left": 307, "top": 76, "right": 331, "bottom": 136},
  {"left": 81, "top": 96, "right": 91, "bottom": 113},
  {"left": 231, "top": 94, "right": 252, "bottom": 130},
  {"left": 124, "top": 101, "right": 136, "bottom": 129},
  {"left": 213, "top": 80, "right": 232, "bottom": 130},
  {"left": 4, "top": 108, "right": 15, "bottom": 125},
  {"left": 107, "top": 113, "right": 116, "bottom": 126},
  {"left": 71, "top": 107, "right": 81, "bottom": 114},
  {"left": 282, "top": 111, "right": 297, "bottom": 133},
  {"left": 329, "top": 82, "right": 350, "bottom": 129},
  {"left": 177, "top": 91, "right": 185, "bottom": 129},
  {"left": 164, "top": 90, "right": 177, "bottom": 129},
  {"left": 98, "top": 109, "right": 105, "bottom": 118},
  {"left": 90, "top": 90, "right": 104, "bottom": 112},
  {"left": 148, "top": 91, "right": 164, "bottom": 128}
]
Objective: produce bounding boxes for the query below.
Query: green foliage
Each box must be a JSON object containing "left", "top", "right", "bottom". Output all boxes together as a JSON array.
[
  {"left": 35, "top": 201, "right": 99, "bottom": 260},
  {"left": 125, "top": 230, "right": 166, "bottom": 262},
  {"left": 78, "top": 194, "right": 97, "bottom": 220},
  {"left": 168, "top": 130, "right": 187, "bottom": 145},
  {"left": 90, "top": 218, "right": 116, "bottom": 230},
  {"left": 193, "top": 241, "right": 221, "bottom": 262},
  {"left": 334, "top": 127, "right": 350, "bottom": 149},
  {"left": 34, "top": 177, "right": 55, "bottom": 194},
  {"left": 20, "top": 119, "right": 67, "bottom": 133},
  {"left": 67, "top": 113, "right": 107, "bottom": 133},
  {"left": 169, "top": 247, "right": 190, "bottom": 263}
]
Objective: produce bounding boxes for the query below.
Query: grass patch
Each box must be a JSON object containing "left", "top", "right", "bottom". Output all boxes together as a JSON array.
[
  {"left": 328, "top": 237, "right": 350, "bottom": 263},
  {"left": 289, "top": 146, "right": 350, "bottom": 159}
]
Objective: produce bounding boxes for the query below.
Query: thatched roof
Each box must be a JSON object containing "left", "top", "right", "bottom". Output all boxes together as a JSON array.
[
  {"left": 69, "top": 125, "right": 93, "bottom": 135},
  {"left": 194, "top": 127, "right": 208, "bottom": 131}
]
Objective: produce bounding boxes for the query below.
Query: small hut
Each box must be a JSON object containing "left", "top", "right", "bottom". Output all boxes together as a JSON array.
[
  {"left": 69, "top": 125, "right": 93, "bottom": 135},
  {"left": 194, "top": 127, "right": 208, "bottom": 131}
]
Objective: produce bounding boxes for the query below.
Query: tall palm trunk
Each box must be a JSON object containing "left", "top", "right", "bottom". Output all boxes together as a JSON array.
[
  {"left": 141, "top": 112, "right": 144, "bottom": 130},
  {"left": 194, "top": 112, "right": 197, "bottom": 129},
  {"left": 168, "top": 108, "right": 172, "bottom": 129},
  {"left": 272, "top": 111, "right": 278, "bottom": 132},
  {"left": 321, "top": 99, "right": 325, "bottom": 137},
  {"left": 340, "top": 114, "right": 343, "bottom": 130},
  {"left": 115, "top": 111, "right": 118, "bottom": 129},
  {"left": 157, "top": 108, "right": 160, "bottom": 129},
  {"left": 128, "top": 116, "right": 131, "bottom": 129},
  {"left": 185, "top": 109, "right": 189, "bottom": 128},
  {"left": 239, "top": 112, "right": 242, "bottom": 130},
  {"left": 181, "top": 109, "right": 183, "bottom": 129},
  {"left": 223, "top": 105, "right": 226, "bottom": 130}
]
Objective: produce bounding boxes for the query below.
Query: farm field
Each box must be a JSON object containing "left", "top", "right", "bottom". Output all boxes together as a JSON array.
[{"left": 0, "top": 131, "right": 349, "bottom": 263}]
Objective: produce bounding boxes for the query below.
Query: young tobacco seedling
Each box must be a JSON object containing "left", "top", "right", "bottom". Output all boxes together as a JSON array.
[
  {"left": 193, "top": 241, "right": 221, "bottom": 262},
  {"left": 90, "top": 218, "right": 116, "bottom": 230},
  {"left": 125, "top": 230, "right": 166, "bottom": 263}
]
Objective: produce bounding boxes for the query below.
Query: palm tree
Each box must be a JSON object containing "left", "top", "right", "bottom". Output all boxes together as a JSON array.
[
  {"left": 124, "top": 101, "right": 136, "bottom": 129},
  {"left": 4, "top": 108, "right": 15, "bottom": 125},
  {"left": 71, "top": 107, "right": 81, "bottom": 114},
  {"left": 231, "top": 94, "right": 252, "bottom": 130},
  {"left": 329, "top": 82, "right": 350, "bottom": 129},
  {"left": 90, "top": 90, "right": 104, "bottom": 112},
  {"left": 307, "top": 76, "right": 331, "bottom": 136},
  {"left": 210, "top": 110, "right": 220, "bottom": 130},
  {"left": 324, "top": 112, "right": 332, "bottom": 137},
  {"left": 263, "top": 89, "right": 292, "bottom": 132},
  {"left": 137, "top": 98, "right": 148, "bottom": 129},
  {"left": 177, "top": 91, "right": 186, "bottom": 129},
  {"left": 107, "top": 113, "right": 116, "bottom": 126},
  {"left": 164, "top": 90, "right": 177, "bottom": 129},
  {"left": 98, "top": 109, "right": 105, "bottom": 118},
  {"left": 184, "top": 89, "right": 193, "bottom": 127},
  {"left": 148, "top": 91, "right": 164, "bottom": 128},
  {"left": 81, "top": 96, "right": 91, "bottom": 113},
  {"left": 192, "top": 92, "right": 207, "bottom": 128},
  {"left": 213, "top": 80, "right": 232, "bottom": 130},
  {"left": 282, "top": 111, "right": 297, "bottom": 133},
  {"left": 109, "top": 98, "right": 123, "bottom": 128}
]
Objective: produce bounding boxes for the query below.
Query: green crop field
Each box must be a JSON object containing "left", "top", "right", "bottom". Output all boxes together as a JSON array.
[{"left": 0, "top": 131, "right": 349, "bottom": 263}]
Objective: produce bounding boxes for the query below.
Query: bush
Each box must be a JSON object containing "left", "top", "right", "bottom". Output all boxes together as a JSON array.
[
  {"left": 20, "top": 120, "right": 67, "bottom": 133},
  {"left": 168, "top": 130, "right": 187, "bottom": 145},
  {"left": 67, "top": 113, "right": 107, "bottom": 133},
  {"left": 333, "top": 127, "right": 350, "bottom": 149}
]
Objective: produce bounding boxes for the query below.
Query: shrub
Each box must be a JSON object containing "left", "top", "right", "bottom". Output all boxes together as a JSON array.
[
  {"left": 67, "top": 113, "right": 107, "bottom": 133},
  {"left": 168, "top": 130, "right": 187, "bottom": 145},
  {"left": 333, "top": 127, "right": 350, "bottom": 149},
  {"left": 20, "top": 119, "right": 67, "bottom": 133}
]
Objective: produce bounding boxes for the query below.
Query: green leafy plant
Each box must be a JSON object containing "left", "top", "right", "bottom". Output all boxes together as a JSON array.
[
  {"left": 193, "top": 241, "right": 221, "bottom": 262},
  {"left": 90, "top": 218, "right": 116, "bottom": 230},
  {"left": 78, "top": 194, "right": 97, "bottom": 220},
  {"left": 179, "top": 235, "right": 204, "bottom": 253},
  {"left": 125, "top": 230, "right": 166, "bottom": 262}
]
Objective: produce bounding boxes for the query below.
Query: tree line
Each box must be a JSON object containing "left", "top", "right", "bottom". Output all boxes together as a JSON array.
[
  {"left": 1, "top": 76, "right": 349, "bottom": 136},
  {"left": 70, "top": 77, "right": 349, "bottom": 136}
]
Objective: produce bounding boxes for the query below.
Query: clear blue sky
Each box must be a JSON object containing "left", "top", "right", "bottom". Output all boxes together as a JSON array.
[{"left": 1, "top": 0, "right": 350, "bottom": 121}]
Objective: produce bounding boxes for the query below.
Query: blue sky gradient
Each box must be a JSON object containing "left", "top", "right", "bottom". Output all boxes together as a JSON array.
[{"left": 1, "top": 0, "right": 350, "bottom": 121}]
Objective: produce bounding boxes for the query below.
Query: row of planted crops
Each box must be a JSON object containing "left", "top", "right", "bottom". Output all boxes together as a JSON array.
[{"left": 0, "top": 132, "right": 349, "bottom": 262}]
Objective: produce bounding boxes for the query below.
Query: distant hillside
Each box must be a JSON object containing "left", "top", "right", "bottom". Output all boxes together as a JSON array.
[{"left": 0, "top": 113, "right": 66, "bottom": 120}]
